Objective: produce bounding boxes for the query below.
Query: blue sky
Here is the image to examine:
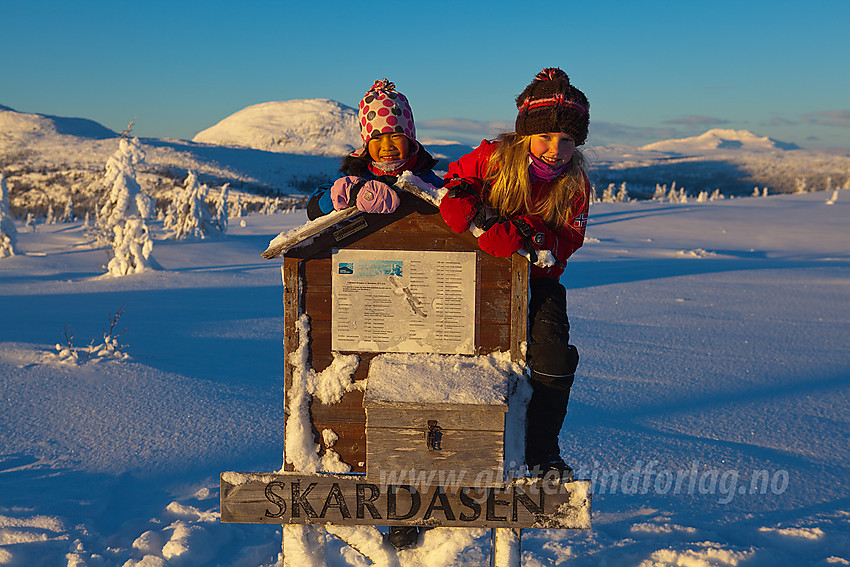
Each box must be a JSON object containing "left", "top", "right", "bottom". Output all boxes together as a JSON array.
[{"left": 2, "top": 0, "right": 849, "bottom": 149}]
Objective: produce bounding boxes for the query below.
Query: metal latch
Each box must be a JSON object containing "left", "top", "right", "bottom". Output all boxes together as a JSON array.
[{"left": 426, "top": 420, "right": 442, "bottom": 451}]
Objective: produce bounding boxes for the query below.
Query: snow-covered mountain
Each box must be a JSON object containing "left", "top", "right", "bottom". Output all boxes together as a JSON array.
[
  {"left": 192, "top": 99, "right": 361, "bottom": 157},
  {"left": 0, "top": 104, "right": 117, "bottom": 140},
  {"left": 640, "top": 128, "right": 800, "bottom": 153}
]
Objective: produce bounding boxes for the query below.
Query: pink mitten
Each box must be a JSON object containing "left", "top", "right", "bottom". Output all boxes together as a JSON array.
[
  {"left": 330, "top": 176, "right": 362, "bottom": 210},
  {"left": 330, "top": 176, "right": 400, "bottom": 214},
  {"left": 356, "top": 180, "right": 400, "bottom": 214}
]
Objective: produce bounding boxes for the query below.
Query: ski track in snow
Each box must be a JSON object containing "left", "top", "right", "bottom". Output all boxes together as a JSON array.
[{"left": 1, "top": 193, "right": 849, "bottom": 566}]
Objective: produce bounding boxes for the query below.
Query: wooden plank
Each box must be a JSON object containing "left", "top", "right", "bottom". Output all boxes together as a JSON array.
[
  {"left": 263, "top": 206, "right": 362, "bottom": 259},
  {"left": 366, "top": 428, "right": 504, "bottom": 487},
  {"left": 365, "top": 406, "right": 505, "bottom": 431},
  {"left": 220, "top": 472, "right": 591, "bottom": 529},
  {"left": 282, "top": 258, "right": 302, "bottom": 473},
  {"left": 510, "top": 255, "right": 529, "bottom": 363}
]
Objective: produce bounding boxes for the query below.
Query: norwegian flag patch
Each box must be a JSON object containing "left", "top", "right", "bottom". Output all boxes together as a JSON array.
[{"left": 572, "top": 213, "right": 588, "bottom": 229}]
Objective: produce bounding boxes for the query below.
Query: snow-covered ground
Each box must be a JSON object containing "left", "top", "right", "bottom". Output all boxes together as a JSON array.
[{"left": 1, "top": 190, "right": 849, "bottom": 566}]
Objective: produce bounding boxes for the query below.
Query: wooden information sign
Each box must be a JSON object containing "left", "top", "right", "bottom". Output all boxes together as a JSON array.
[{"left": 221, "top": 472, "right": 591, "bottom": 530}]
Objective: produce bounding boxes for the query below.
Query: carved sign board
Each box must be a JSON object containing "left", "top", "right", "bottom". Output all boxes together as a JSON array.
[
  {"left": 220, "top": 472, "right": 591, "bottom": 529},
  {"left": 331, "top": 250, "right": 477, "bottom": 355}
]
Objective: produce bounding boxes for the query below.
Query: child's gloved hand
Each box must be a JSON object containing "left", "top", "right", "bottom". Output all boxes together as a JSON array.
[
  {"left": 330, "top": 176, "right": 400, "bottom": 214},
  {"left": 477, "top": 218, "right": 526, "bottom": 257},
  {"left": 478, "top": 216, "right": 554, "bottom": 260},
  {"left": 439, "top": 180, "right": 481, "bottom": 233}
]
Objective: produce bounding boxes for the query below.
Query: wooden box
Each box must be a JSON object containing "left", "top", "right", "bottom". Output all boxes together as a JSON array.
[{"left": 363, "top": 353, "right": 511, "bottom": 487}]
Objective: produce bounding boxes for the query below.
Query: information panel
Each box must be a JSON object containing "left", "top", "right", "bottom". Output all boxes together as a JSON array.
[{"left": 331, "top": 249, "right": 476, "bottom": 354}]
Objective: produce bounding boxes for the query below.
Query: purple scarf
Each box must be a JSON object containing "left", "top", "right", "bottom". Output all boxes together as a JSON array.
[{"left": 528, "top": 153, "right": 569, "bottom": 181}]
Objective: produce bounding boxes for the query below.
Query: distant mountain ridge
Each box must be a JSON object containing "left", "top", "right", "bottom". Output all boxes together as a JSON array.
[
  {"left": 0, "top": 105, "right": 116, "bottom": 140},
  {"left": 192, "top": 99, "right": 361, "bottom": 157},
  {"left": 641, "top": 128, "right": 800, "bottom": 153},
  {"left": 2, "top": 102, "right": 847, "bottom": 202}
]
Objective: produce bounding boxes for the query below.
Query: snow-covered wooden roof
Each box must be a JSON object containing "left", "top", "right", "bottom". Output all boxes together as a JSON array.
[{"left": 261, "top": 171, "right": 444, "bottom": 259}]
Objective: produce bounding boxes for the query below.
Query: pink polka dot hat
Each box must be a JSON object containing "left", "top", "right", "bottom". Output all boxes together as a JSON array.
[{"left": 351, "top": 79, "right": 416, "bottom": 157}]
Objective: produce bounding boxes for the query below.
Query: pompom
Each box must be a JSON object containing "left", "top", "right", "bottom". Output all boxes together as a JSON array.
[
  {"left": 368, "top": 78, "right": 396, "bottom": 94},
  {"left": 535, "top": 67, "right": 569, "bottom": 83}
]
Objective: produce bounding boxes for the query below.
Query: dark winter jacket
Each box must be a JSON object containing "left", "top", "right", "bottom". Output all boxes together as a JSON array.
[
  {"left": 306, "top": 145, "right": 443, "bottom": 220},
  {"left": 444, "top": 140, "right": 589, "bottom": 280}
]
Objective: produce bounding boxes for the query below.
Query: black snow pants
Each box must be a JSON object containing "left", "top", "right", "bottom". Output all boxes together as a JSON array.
[{"left": 524, "top": 277, "right": 579, "bottom": 466}]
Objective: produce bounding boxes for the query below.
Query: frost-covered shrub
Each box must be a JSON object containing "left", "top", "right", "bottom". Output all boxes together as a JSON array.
[{"left": 54, "top": 308, "right": 130, "bottom": 364}]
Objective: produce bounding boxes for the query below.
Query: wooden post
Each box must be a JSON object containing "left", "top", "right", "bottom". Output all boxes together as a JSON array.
[{"left": 491, "top": 528, "right": 522, "bottom": 567}]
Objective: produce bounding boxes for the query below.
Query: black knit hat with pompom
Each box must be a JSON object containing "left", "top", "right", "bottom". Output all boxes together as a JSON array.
[{"left": 515, "top": 68, "right": 590, "bottom": 145}]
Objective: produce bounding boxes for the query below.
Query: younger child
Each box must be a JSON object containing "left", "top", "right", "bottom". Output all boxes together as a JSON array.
[
  {"left": 439, "top": 68, "right": 591, "bottom": 479},
  {"left": 307, "top": 78, "right": 440, "bottom": 551},
  {"left": 307, "top": 79, "right": 442, "bottom": 220}
]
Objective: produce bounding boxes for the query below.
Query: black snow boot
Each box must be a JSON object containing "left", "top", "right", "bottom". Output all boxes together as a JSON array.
[
  {"left": 387, "top": 526, "right": 419, "bottom": 550},
  {"left": 525, "top": 369, "right": 575, "bottom": 481}
]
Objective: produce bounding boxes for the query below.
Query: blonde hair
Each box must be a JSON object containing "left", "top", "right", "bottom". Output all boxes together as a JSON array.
[{"left": 484, "top": 132, "right": 586, "bottom": 229}]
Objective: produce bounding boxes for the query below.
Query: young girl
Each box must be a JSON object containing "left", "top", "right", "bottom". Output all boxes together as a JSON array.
[
  {"left": 439, "top": 68, "right": 591, "bottom": 479},
  {"left": 306, "top": 79, "right": 442, "bottom": 220}
]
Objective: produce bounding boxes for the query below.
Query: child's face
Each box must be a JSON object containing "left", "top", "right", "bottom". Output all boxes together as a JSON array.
[
  {"left": 367, "top": 133, "right": 411, "bottom": 162},
  {"left": 529, "top": 132, "right": 575, "bottom": 166}
]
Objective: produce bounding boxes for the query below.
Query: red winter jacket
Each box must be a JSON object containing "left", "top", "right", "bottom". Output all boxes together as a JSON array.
[{"left": 444, "top": 139, "right": 589, "bottom": 280}]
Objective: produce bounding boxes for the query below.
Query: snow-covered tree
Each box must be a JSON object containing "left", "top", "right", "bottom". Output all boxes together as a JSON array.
[
  {"left": 615, "top": 182, "right": 630, "bottom": 203},
  {"left": 96, "top": 136, "right": 154, "bottom": 239},
  {"left": 106, "top": 218, "right": 157, "bottom": 276},
  {"left": 587, "top": 183, "right": 599, "bottom": 205},
  {"left": 164, "top": 171, "right": 218, "bottom": 239},
  {"left": 96, "top": 135, "right": 158, "bottom": 276},
  {"left": 230, "top": 193, "right": 245, "bottom": 218},
  {"left": 46, "top": 203, "right": 56, "bottom": 224},
  {"left": 60, "top": 195, "right": 74, "bottom": 222},
  {"left": 212, "top": 183, "right": 229, "bottom": 233},
  {"left": 0, "top": 173, "right": 19, "bottom": 258}
]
